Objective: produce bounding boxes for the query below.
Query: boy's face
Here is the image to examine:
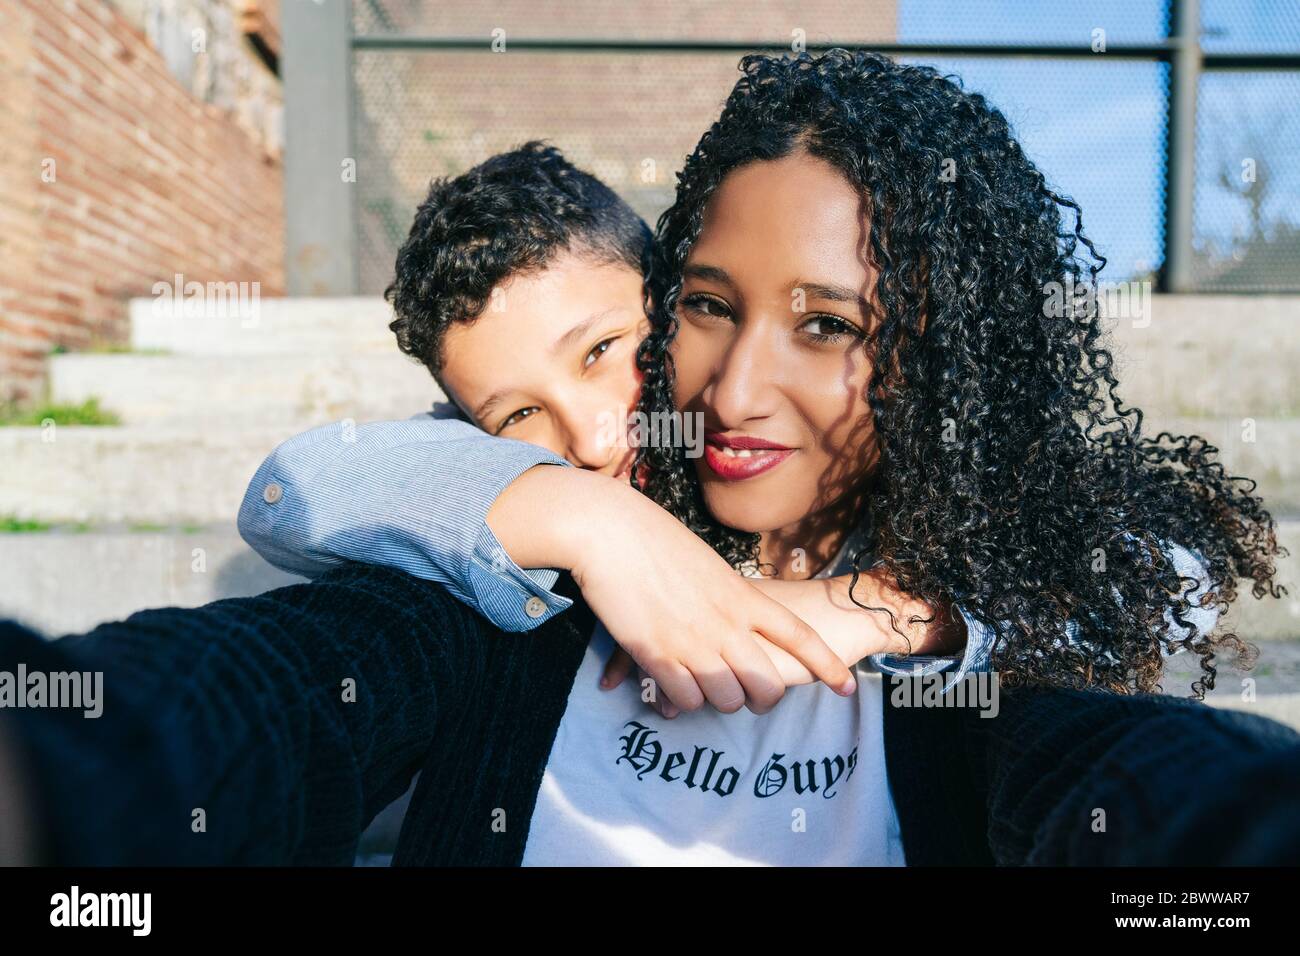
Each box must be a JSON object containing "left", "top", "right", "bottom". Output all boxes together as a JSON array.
[{"left": 439, "top": 249, "right": 649, "bottom": 480}]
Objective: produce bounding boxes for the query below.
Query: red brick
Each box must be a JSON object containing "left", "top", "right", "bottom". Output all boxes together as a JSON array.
[{"left": 1, "top": 0, "right": 284, "bottom": 401}]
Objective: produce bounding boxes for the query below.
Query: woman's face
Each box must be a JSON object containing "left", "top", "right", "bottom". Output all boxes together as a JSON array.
[{"left": 671, "top": 149, "right": 881, "bottom": 553}]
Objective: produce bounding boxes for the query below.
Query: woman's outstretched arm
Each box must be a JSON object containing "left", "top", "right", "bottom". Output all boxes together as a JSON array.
[
  {"left": 0, "top": 564, "right": 495, "bottom": 865},
  {"left": 967, "top": 684, "right": 1300, "bottom": 865}
]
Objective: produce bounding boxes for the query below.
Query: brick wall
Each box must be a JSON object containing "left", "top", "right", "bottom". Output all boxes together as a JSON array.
[
  {"left": 351, "top": 1, "right": 898, "bottom": 291},
  {"left": 0, "top": 0, "right": 284, "bottom": 403},
  {"left": 353, "top": 0, "right": 898, "bottom": 42}
]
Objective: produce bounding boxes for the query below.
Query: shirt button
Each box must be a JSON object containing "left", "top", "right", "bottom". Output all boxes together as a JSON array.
[
  {"left": 263, "top": 482, "right": 283, "bottom": 504},
  {"left": 524, "top": 596, "right": 547, "bottom": 619}
]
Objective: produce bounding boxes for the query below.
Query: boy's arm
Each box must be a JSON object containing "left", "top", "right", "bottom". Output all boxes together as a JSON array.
[
  {"left": 241, "top": 412, "right": 973, "bottom": 671},
  {"left": 241, "top": 413, "right": 983, "bottom": 690},
  {"left": 239, "top": 415, "right": 856, "bottom": 707},
  {"left": 238, "top": 414, "right": 578, "bottom": 633}
]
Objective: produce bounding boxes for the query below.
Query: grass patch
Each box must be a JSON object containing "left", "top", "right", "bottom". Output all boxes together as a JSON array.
[
  {"left": 84, "top": 344, "right": 168, "bottom": 356},
  {"left": 53, "top": 340, "right": 168, "bottom": 356},
  {"left": 0, "top": 516, "right": 53, "bottom": 533},
  {"left": 128, "top": 522, "right": 168, "bottom": 533},
  {"left": 0, "top": 398, "right": 121, "bottom": 426}
]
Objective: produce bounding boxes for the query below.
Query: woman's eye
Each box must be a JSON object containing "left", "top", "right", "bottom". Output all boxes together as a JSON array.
[
  {"left": 679, "top": 293, "right": 732, "bottom": 320},
  {"left": 497, "top": 407, "right": 539, "bottom": 432},
  {"left": 800, "top": 315, "right": 863, "bottom": 342},
  {"left": 583, "top": 337, "right": 616, "bottom": 369}
]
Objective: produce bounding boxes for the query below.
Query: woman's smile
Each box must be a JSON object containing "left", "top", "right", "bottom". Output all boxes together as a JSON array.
[{"left": 703, "top": 430, "right": 796, "bottom": 481}]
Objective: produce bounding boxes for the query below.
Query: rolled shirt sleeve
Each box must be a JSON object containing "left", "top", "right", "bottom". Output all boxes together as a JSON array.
[
  {"left": 868, "top": 604, "right": 994, "bottom": 690},
  {"left": 869, "top": 536, "right": 1219, "bottom": 691},
  {"left": 238, "top": 414, "right": 575, "bottom": 633}
]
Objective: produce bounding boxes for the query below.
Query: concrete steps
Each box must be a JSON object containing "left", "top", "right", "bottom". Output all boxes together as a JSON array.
[
  {"left": 129, "top": 296, "right": 400, "bottom": 355},
  {"left": 0, "top": 529, "right": 303, "bottom": 636},
  {"left": 0, "top": 424, "right": 291, "bottom": 525},
  {"left": 48, "top": 352, "right": 440, "bottom": 428},
  {"left": 1109, "top": 295, "right": 1300, "bottom": 418},
  {"left": 5, "top": 297, "right": 448, "bottom": 523},
  {"left": 1138, "top": 416, "right": 1300, "bottom": 514}
]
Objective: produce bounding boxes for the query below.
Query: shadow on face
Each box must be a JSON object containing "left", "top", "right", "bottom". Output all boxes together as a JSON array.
[{"left": 671, "top": 148, "right": 884, "bottom": 569}]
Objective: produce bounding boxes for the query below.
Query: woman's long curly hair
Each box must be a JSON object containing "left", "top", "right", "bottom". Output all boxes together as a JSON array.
[{"left": 633, "top": 50, "right": 1286, "bottom": 697}]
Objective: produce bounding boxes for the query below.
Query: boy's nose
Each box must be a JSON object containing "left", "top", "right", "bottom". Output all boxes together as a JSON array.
[{"left": 560, "top": 409, "right": 622, "bottom": 473}]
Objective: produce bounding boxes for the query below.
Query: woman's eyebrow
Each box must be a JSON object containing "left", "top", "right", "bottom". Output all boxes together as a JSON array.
[
  {"left": 798, "top": 281, "right": 870, "bottom": 307},
  {"left": 685, "top": 266, "right": 866, "bottom": 309},
  {"left": 682, "top": 263, "right": 733, "bottom": 286}
]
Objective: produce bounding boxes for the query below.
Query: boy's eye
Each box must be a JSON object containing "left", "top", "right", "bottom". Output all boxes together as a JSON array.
[
  {"left": 679, "top": 293, "right": 732, "bottom": 320},
  {"left": 583, "top": 337, "right": 617, "bottom": 369},
  {"left": 799, "top": 315, "right": 864, "bottom": 342},
  {"left": 496, "top": 407, "right": 539, "bottom": 433}
]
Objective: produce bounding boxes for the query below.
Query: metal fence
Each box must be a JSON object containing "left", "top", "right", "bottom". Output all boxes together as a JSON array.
[{"left": 283, "top": 1, "right": 1300, "bottom": 296}]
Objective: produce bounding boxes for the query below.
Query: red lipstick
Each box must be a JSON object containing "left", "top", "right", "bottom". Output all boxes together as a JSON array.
[{"left": 703, "top": 430, "right": 795, "bottom": 481}]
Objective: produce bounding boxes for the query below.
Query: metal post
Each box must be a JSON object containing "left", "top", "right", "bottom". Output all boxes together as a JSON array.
[
  {"left": 1164, "top": 0, "right": 1201, "bottom": 293},
  {"left": 282, "top": 0, "right": 359, "bottom": 295}
]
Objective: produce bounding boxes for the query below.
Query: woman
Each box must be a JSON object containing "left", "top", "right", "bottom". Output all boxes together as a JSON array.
[
  {"left": 634, "top": 49, "right": 1283, "bottom": 696},
  {"left": 242, "top": 51, "right": 1285, "bottom": 864}
]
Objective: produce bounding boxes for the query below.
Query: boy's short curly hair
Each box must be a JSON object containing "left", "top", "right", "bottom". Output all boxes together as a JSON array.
[{"left": 386, "top": 141, "right": 652, "bottom": 380}]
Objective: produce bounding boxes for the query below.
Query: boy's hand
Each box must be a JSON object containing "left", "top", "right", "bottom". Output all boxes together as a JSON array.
[
  {"left": 488, "top": 465, "right": 855, "bottom": 714},
  {"left": 557, "top": 476, "right": 856, "bottom": 715},
  {"left": 601, "top": 567, "right": 968, "bottom": 715}
]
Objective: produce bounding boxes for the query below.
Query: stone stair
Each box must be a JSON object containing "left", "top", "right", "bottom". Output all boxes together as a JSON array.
[
  {"left": 0, "top": 528, "right": 303, "bottom": 636},
  {"left": 0, "top": 297, "right": 444, "bottom": 527},
  {"left": 47, "top": 352, "right": 435, "bottom": 429},
  {"left": 0, "top": 296, "right": 444, "bottom": 633}
]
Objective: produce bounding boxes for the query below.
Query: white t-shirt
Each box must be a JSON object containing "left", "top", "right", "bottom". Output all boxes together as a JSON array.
[{"left": 521, "top": 532, "right": 905, "bottom": 866}]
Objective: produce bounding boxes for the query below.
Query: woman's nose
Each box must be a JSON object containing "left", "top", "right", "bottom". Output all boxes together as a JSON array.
[{"left": 705, "top": 322, "right": 779, "bottom": 428}]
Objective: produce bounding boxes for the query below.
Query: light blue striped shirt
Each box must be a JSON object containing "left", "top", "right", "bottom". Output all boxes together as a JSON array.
[{"left": 238, "top": 407, "right": 1218, "bottom": 686}]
